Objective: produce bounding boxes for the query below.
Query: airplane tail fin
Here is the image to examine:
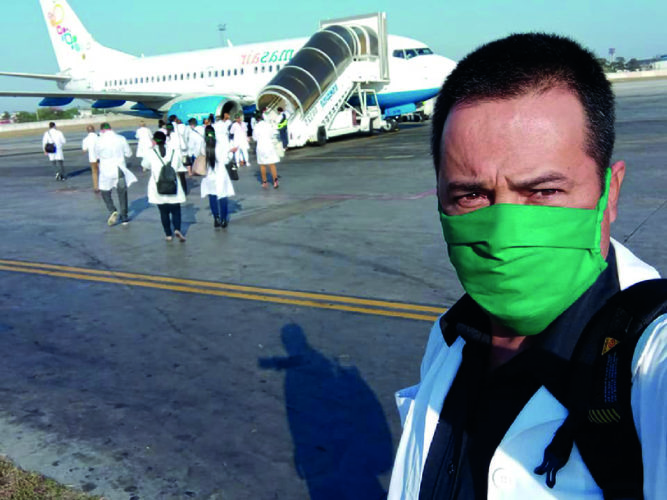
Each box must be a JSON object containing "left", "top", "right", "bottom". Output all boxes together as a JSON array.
[{"left": 39, "top": 0, "right": 135, "bottom": 75}]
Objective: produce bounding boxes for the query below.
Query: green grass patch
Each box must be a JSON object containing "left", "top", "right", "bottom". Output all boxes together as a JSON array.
[{"left": 0, "top": 455, "right": 103, "bottom": 499}]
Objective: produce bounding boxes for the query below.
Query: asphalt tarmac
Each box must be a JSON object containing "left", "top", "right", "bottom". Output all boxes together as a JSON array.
[{"left": 0, "top": 79, "right": 665, "bottom": 500}]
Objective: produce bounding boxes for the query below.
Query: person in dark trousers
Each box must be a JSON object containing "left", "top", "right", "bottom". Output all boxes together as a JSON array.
[
  {"left": 389, "top": 33, "right": 666, "bottom": 499},
  {"left": 146, "top": 131, "right": 186, "bottom": 241},
  {"left": 94, "top": 122, "right": 136, "bottom": 226},
  {"left": 199, "top": 125, "right": 235, "bottom": 228},
  {"left": 277, "top": 106, "right": 289, "bottom": 149},
  {"left": 42, "top": 122, "right": 67, "bottom": 180}
]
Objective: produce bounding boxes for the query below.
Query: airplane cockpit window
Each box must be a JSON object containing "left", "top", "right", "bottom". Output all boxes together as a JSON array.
[
  {"left": 405, "top": 49, "right": 418, "bottom": 59},
  {"left": 392, "top": 49, "right": 405, "bottom": 59},
  {"left": 416, "top": 47, "right": 434, "bottom": 55}
]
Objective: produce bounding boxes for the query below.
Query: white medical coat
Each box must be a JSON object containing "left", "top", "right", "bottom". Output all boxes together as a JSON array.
[
  {"left": 42, "top": 128, "right": 66, "bottom": 161},
  {"left": 135, "top": 126, "right": 153, "bottom": 158},
  {"left": 230, "top": 121, "right": 249, "bottom": 148},
  {"left": 199, "top": 138, "right": 234, "bottom": 199},
  {"left": 186, "top": 126, "right": 205, "bottom": 157},
  {"left": 388, "top": 239, "right": 666, "bottom": 500},
  {"left": 146, "top": 147, "right": 186, "bottom": 205},
  {"left": 252, "top": 121, "right": 280, "bottom": 165},
  {"left": 81, "top": 132, "right": 98, "bottom": 163},
  {"left": 94, "top": 130, "right": 136, "bottom": 191}
]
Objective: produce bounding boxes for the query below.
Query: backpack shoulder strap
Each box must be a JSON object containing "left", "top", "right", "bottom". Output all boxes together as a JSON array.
[{"left": 536, "top": 279, "right": 667, "bottom": 498}]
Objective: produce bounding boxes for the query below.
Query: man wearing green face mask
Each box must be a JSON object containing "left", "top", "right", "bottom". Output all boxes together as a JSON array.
[{"left": 389, "top": 34, "right": 666, "bottom": 500}]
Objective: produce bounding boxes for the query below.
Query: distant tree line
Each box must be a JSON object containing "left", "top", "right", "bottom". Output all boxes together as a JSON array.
[
  {"left": 597, "top": 57, "right": 642, "bottom": 73},
  {"left": 1, "top": 107, "right": 109, "bottom": 124}
]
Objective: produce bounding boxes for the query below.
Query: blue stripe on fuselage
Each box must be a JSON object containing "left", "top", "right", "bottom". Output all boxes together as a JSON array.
[{"left": 376, "top": 88, "right": 441, "bottom": 109}]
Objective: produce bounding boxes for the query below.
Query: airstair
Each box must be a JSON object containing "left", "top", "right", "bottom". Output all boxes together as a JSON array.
[{"left": 256, "top": 13, "right": 390, "bottom": 147}]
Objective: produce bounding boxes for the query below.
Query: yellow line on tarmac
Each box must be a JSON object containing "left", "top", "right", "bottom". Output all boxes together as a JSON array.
[
  {"left": 0, "top": 259, "right": 443, "bottom": 314},
  {"left": 0, "top": 262, "right": 443, "bottom": 322}
]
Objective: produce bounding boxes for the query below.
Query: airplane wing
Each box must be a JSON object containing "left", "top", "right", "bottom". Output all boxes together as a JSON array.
[
  {"left": 0, "top": 71, "right": 72, "bottom": 82},
  {"left": 0, "top": 90, "right": 179, "bottom": 109},
  {"left": 0, "top": 89, "right": 256, "bottom": 111}
]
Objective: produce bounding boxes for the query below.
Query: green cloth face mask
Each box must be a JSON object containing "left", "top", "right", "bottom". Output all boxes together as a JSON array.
[{"left": 439, "top": 170, "right": 611, "bottom": 336}]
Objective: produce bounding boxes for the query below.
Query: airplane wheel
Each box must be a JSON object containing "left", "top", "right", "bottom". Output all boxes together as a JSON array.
[
  {"left": 390, "top": 118, "right": 399, "bottom": 132},
  {"left": 382, "top": 119, "right": 394, "bottom": 132},
  {"left": 316, "top": 126, "right": 327, "bottom": 146}
]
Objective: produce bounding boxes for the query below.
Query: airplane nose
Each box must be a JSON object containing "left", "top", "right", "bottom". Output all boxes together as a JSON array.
[{"left": 425, "top": 55, "right": 457, "bottom": 88}]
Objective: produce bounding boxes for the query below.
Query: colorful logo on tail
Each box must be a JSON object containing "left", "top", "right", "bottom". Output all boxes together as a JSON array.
[{"left": 47, "top": 3, "right": 85, "bottom": 59}]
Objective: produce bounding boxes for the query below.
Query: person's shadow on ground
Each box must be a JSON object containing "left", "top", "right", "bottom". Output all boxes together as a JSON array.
[
  {"left": 259, "top": 323, "right": 393, "bottom": 500},
  {"left": 128, "top": 196, "right": 151, "bottom": 221}
]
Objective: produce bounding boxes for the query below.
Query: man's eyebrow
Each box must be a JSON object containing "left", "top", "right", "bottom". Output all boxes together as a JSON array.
[
  {"left": 511, "top": 172, "right": 573, "bottom": 190},
  {"left": 444, "top": 180, "right": 488, "bottom": 193}
]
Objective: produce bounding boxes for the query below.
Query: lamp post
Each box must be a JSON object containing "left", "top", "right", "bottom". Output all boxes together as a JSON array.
[{"left": 218, "top": 24, "right": 227, "bottom": 46}]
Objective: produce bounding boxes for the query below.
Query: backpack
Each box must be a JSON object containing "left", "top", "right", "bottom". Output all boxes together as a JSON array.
[
  {"left": 155, "top": 150, "right": 177, "bottom": 195},
  {"left": 535, "top": 279, "right": 667, "bottom": 499}
]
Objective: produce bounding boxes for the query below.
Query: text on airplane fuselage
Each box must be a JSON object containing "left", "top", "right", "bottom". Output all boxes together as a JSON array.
[{"left": 240, "top": 49, "right": 296, "bottom": 65}]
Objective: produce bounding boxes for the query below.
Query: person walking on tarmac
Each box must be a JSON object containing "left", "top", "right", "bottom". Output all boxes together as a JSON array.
[
  {"left": 200, "top": 125, "right": 235, "bottom": 228},
  {"left": 94, "top": 122, "right": 136, "bottom": 226},
  {"left": 165, "top": 120, "right": 189, "bottom": 194},
  {"left": 252, "top": 111, "right": 280, "bottom": 189},
  {"left": 135, "top": 121, "right": 153, "bottom": 170},
  {"left": 230, "top": 113, "right": 250, "bottom": 167},
  {"left": 277, "top": 106, "right": 289, "bottom": 150},
  {"left": 42, "top": 122, "right": 67, "bottom": 181},
  {"left": 186, "top": 118, "right": 205, "bottom": 172},
  {"left": 81, "top": 125, "right": 99, "bottom": 192},
  {"left": 146, "top": 131, "right": 186, "bottom": 242}
]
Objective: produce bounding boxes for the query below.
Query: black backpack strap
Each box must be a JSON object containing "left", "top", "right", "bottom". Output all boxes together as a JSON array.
[{"left": 535, "top": 279, "right": 667, "bottom": 499}]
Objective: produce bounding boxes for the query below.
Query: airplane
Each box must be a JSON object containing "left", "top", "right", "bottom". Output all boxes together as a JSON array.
[{"left": 0, "top": 0, "right": 456, "bottom": 144}]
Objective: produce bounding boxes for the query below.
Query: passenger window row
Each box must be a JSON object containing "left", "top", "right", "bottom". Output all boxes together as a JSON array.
[{"left": 103, "top": 64, "right": 282, "bottom": 88}]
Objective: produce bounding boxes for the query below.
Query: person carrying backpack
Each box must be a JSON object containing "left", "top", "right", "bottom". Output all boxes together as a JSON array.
[
  {"left": 199, "top": 125, "right": 235, "bottom": 228},
  {"left": 146, "top": 131, "right": 186, "bottom": 241},
  {"left": 389, "top": 33, "right": 666, "bottom": 500}
]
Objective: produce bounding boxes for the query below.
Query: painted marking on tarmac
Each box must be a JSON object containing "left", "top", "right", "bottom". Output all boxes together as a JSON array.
[{"left": 0, "top": 259, "right": 445, "bottom": 322}]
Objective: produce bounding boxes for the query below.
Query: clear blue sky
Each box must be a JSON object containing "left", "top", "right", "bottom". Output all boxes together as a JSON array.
[{"left": 1, "top": 0, "right": 665, "bottom": 112}]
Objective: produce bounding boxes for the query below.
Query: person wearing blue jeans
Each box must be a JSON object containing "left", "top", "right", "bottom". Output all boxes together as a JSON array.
[
  {"left": 199, "top": 124, "right": 235, "bottom": 229},
  {"left": 208, "top": 195, "right": 229, "bottom": 228}
]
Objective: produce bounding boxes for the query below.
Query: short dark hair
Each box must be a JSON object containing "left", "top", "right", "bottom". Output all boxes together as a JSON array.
[
  {"left": 49, "top": 122, "right": 56, "bottom": 128},
  {"left": 100, "top": 122, "right": 111, "bottom": 130},
  {"left": 431, "top": 33, "right": 615, "bottom": 183}
]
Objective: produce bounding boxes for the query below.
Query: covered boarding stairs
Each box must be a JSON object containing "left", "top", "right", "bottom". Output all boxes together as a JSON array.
[{"left": 257, "top": 13, "right": 390, "bottom": 147}]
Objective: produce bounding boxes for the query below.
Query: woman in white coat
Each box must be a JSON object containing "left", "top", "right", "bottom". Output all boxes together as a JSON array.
[
  {"left": 146, "top": 131, "right": 186, "bottom": 241},
  {"left": 252, "top": 112, "right": 280, "bottom": 189},
  {"left": 200, "top": 125, "right": 235, "bottom": 228}
]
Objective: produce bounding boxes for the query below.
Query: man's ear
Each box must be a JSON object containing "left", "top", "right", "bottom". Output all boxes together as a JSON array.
[{"left": 607, "top": 160, "right": 625, "bottom": 223}]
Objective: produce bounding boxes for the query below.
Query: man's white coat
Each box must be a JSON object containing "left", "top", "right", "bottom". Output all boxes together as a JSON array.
[{"left": 388, "top": 240, "right": 666, "bottom": 499}]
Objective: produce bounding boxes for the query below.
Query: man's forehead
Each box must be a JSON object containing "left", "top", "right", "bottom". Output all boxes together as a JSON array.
[{"left": 438, "top": 88, "right": 596, "bottom": 180}]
